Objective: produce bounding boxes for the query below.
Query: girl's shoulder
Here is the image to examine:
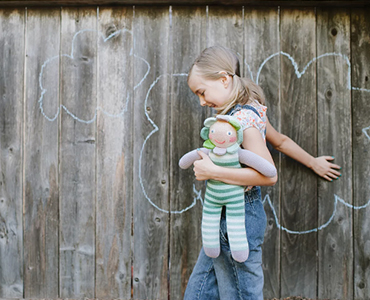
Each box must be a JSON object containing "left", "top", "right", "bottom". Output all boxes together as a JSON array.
[
  {"left": 231, "top": 100, "right": 267, "bottom": 139},
  {"left": 232, "top": 100, "right": 267, "bottom": 121}
]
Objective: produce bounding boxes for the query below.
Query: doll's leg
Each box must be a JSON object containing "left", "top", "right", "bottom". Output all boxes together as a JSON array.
[
  {"left": 202, "top": 198, "right": 222, "bottom": 258},
  {"left": 226, "top": 196, "right": 249, "bottom": 262}
]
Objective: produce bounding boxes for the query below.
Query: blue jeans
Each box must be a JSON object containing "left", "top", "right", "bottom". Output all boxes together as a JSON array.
[{"left": 184, "top": 186, "right": 267, "bottom": 300}]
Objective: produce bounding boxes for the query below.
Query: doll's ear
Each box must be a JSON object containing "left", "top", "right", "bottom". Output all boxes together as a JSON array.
[
  {"left": 229, "top": 118, "right": 241, "bottom": 131},
  {"left": 204, "top": 117, "right": 217, "bottom": 127},
  {"left": 200, "top": 127, "right": 209, "bottom": 140},
  {"left": 237, "top": 129, "right": 243, "bottom": 144}
]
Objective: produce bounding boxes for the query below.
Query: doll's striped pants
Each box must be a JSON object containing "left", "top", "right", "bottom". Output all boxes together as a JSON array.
[{"left": 202, "top": 179, "right": 249, "bottom": 262}]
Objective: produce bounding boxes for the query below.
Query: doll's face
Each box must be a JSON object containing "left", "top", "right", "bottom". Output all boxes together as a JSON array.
[{"left": 209, "top": 121, "right": 238, "bottom": 148}]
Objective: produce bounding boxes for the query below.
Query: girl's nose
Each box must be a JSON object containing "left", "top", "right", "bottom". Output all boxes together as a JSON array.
[{"left": 199, "top": 97, "right": 207, "bottom": 106}]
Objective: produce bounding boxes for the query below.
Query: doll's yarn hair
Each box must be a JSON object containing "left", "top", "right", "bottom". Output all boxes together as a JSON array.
[{"left": 188, "top": 45, "right": 265, "bottom": 115}]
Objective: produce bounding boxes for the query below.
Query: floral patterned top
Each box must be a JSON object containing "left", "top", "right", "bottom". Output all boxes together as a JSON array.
[
  {"left": 229, "top": 100, "right": 268, "bottom": 191},
  {"left": 232, "top": 100, "right": 267, "bottom": 141}
]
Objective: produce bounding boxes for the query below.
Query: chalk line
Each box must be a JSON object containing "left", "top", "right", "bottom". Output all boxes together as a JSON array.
[
  {"left": 38, "top": 28, "right": 150, "bottom": 123},
  {"left": 253, "top": 51, "right": 369, "bottom": 94},
  {"left": 262, "top": 193, "right": 370, "bottom": 234},
  {"left": 138, "top": 72, "right": 204, "bottom": 214},
  {"left": 363, "top": 126, "right": 370, "bottom": 141}
]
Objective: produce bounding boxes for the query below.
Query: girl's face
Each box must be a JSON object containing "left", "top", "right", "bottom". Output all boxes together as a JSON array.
[{"left": 188, "top": 66, "right": 233, "bottom": 109}]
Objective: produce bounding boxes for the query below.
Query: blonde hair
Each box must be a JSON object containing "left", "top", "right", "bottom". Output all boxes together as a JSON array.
[{"left": 188, "top": 46, "right": 265, "bottom": 115}]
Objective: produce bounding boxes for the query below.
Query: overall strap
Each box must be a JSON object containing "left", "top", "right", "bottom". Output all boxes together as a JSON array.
[{"left": 227, "top": 104, "right": 261, "bottom": 118}]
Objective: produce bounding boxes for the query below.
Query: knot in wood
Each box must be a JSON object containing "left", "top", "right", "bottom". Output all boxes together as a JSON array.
[
  {"left": 106, "top": 25, "right": 118, "bottom": 38},
  {"left": 325, "top": 89, "right": 333, "bottom": 100}
]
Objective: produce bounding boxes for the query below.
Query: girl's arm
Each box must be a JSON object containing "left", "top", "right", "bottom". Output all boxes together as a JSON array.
[
  {"left": 193, "top": 127, "right": 278, "bottom": 186},
  {"left": 265, "top": 118, "right": 341, "bottom": 181}
]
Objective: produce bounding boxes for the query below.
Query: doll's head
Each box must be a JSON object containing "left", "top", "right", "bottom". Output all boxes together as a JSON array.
[{"left": 201, "top": 115, "right": 243, "bottom": 154}]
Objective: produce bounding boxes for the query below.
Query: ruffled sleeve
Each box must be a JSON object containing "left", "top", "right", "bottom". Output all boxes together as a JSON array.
[{"left": 233, "top": 102, "right": 267, "bottom": 140}]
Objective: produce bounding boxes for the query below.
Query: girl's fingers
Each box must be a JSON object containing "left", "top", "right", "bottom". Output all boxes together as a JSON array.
[
  {"left": 323, "top": 175, "right": 333, "bottom": 181},
  {"left": 329, "top": 163, "right": 341, "bottom": 169},
  {"left": 325, "top": 156, "right": 335, "bottom": 161}
]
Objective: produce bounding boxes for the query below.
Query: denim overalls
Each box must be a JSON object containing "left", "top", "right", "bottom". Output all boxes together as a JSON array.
[{"left": 184, "top": 104, "right": 267, "bottom": 300}]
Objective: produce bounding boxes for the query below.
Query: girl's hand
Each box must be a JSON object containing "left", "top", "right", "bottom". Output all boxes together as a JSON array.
[
  {"left": 193, "top": 151, "right": 218, "bottom": 181},
  {"left": 310, "top": 156, "right": 341, "bottom": 181}
]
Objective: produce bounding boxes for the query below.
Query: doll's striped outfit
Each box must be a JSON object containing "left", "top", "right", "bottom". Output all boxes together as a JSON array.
[{"left": 202, "top": 151, "right": 248, "bottom": 262}]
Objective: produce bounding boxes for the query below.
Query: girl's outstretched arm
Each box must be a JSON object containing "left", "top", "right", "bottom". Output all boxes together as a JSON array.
[
  {"left": 265, "top": 118, "right": 341, "bottom": 181},
  {"left": 193, "top": 127, "right": 278, "bottom": 186}
]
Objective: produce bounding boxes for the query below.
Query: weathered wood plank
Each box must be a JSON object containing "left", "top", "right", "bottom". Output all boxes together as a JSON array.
[
  {"left": 132, "top": 6, "right": 170, "bottom": 300},
  {"left": 207, "top": 6, "right": 243, "bottom": 54},
  {"left": 351, "top": 7, "right": 370, "bottom": 299},
  {"left": 244, "top": 7, "right": 281, "bottom": 298},
  {"left": 59, "top": 7, "right": 97, "bottom": 298},
  {"left": 23, "top": 8, "right": 60, "bottom": 298},
  {"left": 0, "top": 8, "right": 24, "bottom": 298},
  {"left": 169, "top": 6, "right": 207, "bottom": 299},
  {"left": 316, "top": 8, "right": 353, "bottom": 299},
  {"left": 279, "top": 8, "right": 318, "bottom": 298},
  {"left": 95, "top": 7, "right": 133, "bottom": 299},
  {"left": 0, "top": 1, "right": 369, "bottom": 8}
]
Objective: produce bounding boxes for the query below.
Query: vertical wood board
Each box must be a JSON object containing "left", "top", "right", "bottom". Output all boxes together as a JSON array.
[
  {"left": 132, "top": 6, "right": 170, "bottom": 300},
  {"left": 23, "top": 8, "right": 60, "bottom": 298},
  {"left": 59, "top": 7, "right": 97, "bottom": 298},
  {"left": 95, "top": 7, "right": 133, "bottom": 299},
  {"left": 280, "top": 8, "right": 318, "bottom": 298},
  {"left": 316, "top": 8, "right": 353, "bottom": 299},
  {"left": 0, "top": 8, "right": 24, "bottom": 299},
  {"left": 351, "top": 8, "right": 370, "bottom": 299}
]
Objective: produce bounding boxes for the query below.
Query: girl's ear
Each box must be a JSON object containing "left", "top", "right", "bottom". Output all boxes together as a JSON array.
[{"left": 218, "top": 71, "right": 231, "bottom": 88}]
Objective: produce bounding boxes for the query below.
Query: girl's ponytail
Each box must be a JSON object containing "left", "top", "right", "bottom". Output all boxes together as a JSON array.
[{"left": 217, "top": 76, "right": 265, "bottom": 115}]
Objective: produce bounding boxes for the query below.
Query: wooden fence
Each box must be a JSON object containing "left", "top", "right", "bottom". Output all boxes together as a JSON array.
[{"left": 0, "top": 3, "right": 369, "bottom": 300}]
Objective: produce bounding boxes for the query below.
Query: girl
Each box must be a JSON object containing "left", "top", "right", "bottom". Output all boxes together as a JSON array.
[{"left": 183, "top": 46, "right": 341, "bottom": 300}]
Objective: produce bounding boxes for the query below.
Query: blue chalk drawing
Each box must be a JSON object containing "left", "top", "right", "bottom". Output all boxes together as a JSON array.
[
  {"left": 137, "top": 73, "right": 205, "bottom": 214},
  {"left": 262, "top": 194, "right": 370, "bottom": 234},
  {"left": 38, "top": 28, "right": 150, "bottom": 123},
  {"left": 38, "top": 28, "right": 370, "bottom": 231}
]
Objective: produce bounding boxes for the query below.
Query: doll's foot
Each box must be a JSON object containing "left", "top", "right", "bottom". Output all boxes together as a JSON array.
[
  {"left": 204, "top": 247, "right": 220, "bottom": 258},
  {"left": 231, "top": 248, "right": 249, "bottom": 262}
]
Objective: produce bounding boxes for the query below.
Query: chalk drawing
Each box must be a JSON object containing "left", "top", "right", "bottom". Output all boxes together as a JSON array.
[
  {"left": 363, "top": 126, "right": 370, "bottom": 141},
  {"left": 37, "top": 28, "right": 370, "bottom": 224},
  {"left": 262, "top": 194, "right": 370, "bottom": 234},
  {"left": 253, "top": 51, "right": 370, "bottom": 154},
  {"left": 38, "top": 28, "right": 150, "bottom": 123},
  {"left": 138, "top": 73, "right": 205, "bottom": 214}
]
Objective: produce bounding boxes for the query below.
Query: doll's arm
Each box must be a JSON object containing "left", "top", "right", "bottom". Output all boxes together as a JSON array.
[
  {"left": 179, "top": 148, "right": 210, "bottom": 169},
  {"left": 238, "top": 148, "right": 277, "bottom": 177}
]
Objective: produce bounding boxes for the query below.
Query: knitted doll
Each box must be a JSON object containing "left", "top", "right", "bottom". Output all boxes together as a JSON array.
[{"left": 179, "top": 115, "right": 276, "bottom": 262}]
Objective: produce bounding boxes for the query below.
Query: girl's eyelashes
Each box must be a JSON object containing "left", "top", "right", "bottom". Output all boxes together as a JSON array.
[{"left": 200, "top": 91, "right": 205, "bottom": 96}]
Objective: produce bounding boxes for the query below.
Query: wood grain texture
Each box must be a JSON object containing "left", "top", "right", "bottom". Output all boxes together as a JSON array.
[
  {"left": 169, "top": 6, "right": 207, "bottom": 299},
  {"left": 0, "top": 1, "right": 370, "bottom": 7},
  {"left": 279, "top": 8, "right": 318, "bottom": 298},
  {"left": 351, "top": 8, "right": 370, "bottom": 299},
  {"left": 132, "top": 6, "right": 170, "bottom": 300},
  {"left": 59, "top": 7, "right": 97, "bottom": 298},
  {"left": 95, "top": 7, "right": 133, "bottom": 299},
  {"left": 244, "top": 7, "right": 281, "bottom": 298},
  {"left": 0, "top": 8, "right": 24, "bottom": 298},
  {"left": 23, "top": 8, "right": 60, "bottom": 298},
  {"left": 316, "top": 8, "right": 353, "bottom": 299}
]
